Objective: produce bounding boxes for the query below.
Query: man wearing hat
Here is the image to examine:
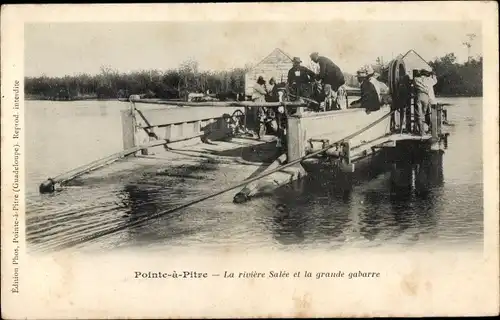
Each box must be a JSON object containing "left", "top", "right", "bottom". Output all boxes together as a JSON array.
[
  {"left": 249, "top": 76, "right": 269, "bottom": 138},
  {"left": 287, "top": 57, "right": 316, "bottom": 99},
  {"left": 309, "top": 52, "right": 346, "bottom": 110},
  {"left": 353, "top": 65, "right": 389, "bottom": 114},
  {"left": 251, "top": 76, "right": 268, "bottom": 102},
  {"left": 309, "top": 52, "right": 346, "bottom": 92}
]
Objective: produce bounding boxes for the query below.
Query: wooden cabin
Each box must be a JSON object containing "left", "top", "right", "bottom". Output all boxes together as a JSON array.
[{"left": 244, "top": 48, "right": 294, "bottom": 97}]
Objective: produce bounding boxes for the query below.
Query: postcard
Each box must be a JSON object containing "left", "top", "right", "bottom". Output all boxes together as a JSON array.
[{"left": 1, "top": 2, "right": 499, "bottom": 318}]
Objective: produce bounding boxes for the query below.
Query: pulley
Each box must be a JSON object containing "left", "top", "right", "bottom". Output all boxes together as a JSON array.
[{"left": 387, "top": 55, "right": 407, "bottom": 104}]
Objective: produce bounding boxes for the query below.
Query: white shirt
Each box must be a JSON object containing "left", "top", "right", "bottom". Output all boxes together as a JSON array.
[
  {"left": 414, "top": 75, "right": 437, "bottom": 104},
  {"left": 368, "top": 77, "right": 388, "bottom": 102},
  {"left": 252, "top": 84, "right": 267, "bottom": 102}
]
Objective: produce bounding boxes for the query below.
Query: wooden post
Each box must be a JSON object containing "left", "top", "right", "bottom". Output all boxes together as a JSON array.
[
  {"left": 342, "top": 140, "right": 351, "bottom": 164},
  {"left": 406, "top": 97, "right": 412, "bottom": 133},
  {"left": 436, "top": 104, "right": 442, "bottom": 135},
  {"left": 121, "top": 109, "right": 136, "bottom": 150},
  {"left": 340, "top": 140, "right": 355, "bottom": 173},
  {"left": 295, "top": 106, "right": 304, "bottom": 116},
  {"left": 399, "top": 103, "right": 405, "bottom": 133},
  {"left": 409, "top": 96, "right": 415, "bottom": 133},
  {"left": 170, "top": 124, "right": 177, "bottom": 141},
  {"left": 180, "top": 122, "right": 187, "bottom": 138},
  {"left": 390, "top": 111, "right": 396, "bottom": 132},
  {"left": 286, "top": 115, "right": 304, "bottom": 162},
  {"left": 165, "top": 124, "right": 173, "bottom": 142},
  {"left": 195, "top": 120, "right": 201, "bottom": 134},
  {"left": 431, "top": 105, "right": 438, "bottom": 140}
]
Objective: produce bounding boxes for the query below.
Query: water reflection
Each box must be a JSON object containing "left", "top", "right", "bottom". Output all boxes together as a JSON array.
[
  {"left": 272, "top": 179, "right": 308, "bottom": 245},
  {"left": 122, "top": 184, "right": 161, "bottom": 222},
  {"left": 271, "top": 149, "right": 445, "bottom": 247},
  {"left": 373, "top": 150, "right": 444, "bottom": 243},
  {"left": 119, "top": 176, "right": 217, "bottom": 247}
]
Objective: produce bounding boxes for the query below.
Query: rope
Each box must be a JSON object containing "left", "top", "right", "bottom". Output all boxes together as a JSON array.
[{"left": 47, "top": 109, "right": 395, "bottom": 251}]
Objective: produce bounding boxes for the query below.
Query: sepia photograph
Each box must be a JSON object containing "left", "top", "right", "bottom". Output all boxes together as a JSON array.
[
  {"left": 1, "top": 2, "right": 498, "bottom": 318},
  {"left": 24, "top": 20, "right": 483, "bottom": 254}
]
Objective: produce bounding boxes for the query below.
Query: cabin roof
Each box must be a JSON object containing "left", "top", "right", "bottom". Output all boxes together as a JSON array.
[
  {"left": 402, "top": 49, "right": 428, "bottom": 62},
  {"left": 401, "top": 49, "right": 432, "bottom": 73},
  {"left": 250, "top": 48, "right": 293, "bottom": 69}
]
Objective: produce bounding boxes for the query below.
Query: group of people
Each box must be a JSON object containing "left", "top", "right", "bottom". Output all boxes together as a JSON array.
[
  {"left": 350, "top": 65, "right": 391, "bottom": 113},
  {"left": 249, "top": 51, "right": 439, "bottom": 143},
  {"left": 252, "top": 52, "right": 347, "bottom": 111},
  {"left": 251, "top": 76, "right": 280, "bottom": 103},
  {"left": 352, "top": 65, "right": 438, "bottom": 136}
]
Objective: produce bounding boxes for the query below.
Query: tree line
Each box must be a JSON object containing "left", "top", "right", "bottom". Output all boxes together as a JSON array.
[
  {"left": 370, "top": 53, "right": 482, "bottom": 97},
  {"left": 428, "top": 53, "right": 482, "bottom": 97},
  {"left": 25, "top": 58, "right": 249, "bottom": 101},
  {"left": 25, "top": 53, "right": 482, "bottom": 100}
]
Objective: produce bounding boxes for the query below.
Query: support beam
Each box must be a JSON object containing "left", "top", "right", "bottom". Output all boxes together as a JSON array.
[
  {"left": 431, "top": 105, "right": 438, "bottom": 140},
  {"left": 286, "top": 116, "right": 305, "bottom": 162},
  {"left": 121, "top": 109, "right": 136, "bottom": 151}
]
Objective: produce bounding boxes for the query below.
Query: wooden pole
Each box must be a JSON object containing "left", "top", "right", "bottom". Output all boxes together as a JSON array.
[
  {"left": 129, "top": 98, "right": 307, "bottom": 108},
  {"left": 436, "top": 104, "right": 442, "bottom": 135},
  {"left": 431, "top": 105, "right": 438, "bottom": 140},
  {"left": 233, "top": 153, "right": 298, "bottom": 203},
  {"left": 38, "top": 134, "right": 204, "bottom": 194}
]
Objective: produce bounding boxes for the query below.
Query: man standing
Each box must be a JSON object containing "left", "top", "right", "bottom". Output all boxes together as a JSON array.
[
  {"left": 250, "top": 76, "right": 269, "bottom": 139},
  {"left": 413, "top": 69, "right": 438, "bottom": 136},
  {"left": 309, "top": 52, "right": 346, "bottom": 111},
  {"left": 287, "top": 57, "right": 316, "bottom": 86},
  {"left": 287, "top": 57, "right": 316, "bottom": 99},
  {"left": 310, "top": 52, "right": 346, "bottom": 91}
]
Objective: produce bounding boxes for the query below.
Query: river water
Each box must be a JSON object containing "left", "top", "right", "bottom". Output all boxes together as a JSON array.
[{"left": 25, "top": 97, "right": 483, "bottom": 253}]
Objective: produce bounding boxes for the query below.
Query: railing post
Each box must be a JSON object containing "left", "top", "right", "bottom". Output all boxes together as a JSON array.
[
  {"left": 431, "top": 105, "right": 438, "bottom": 140},
  {"left": 121, "top": 109, "right": 136, "bottom": 151},
  {"left": 399, "top": 104, "right": 405, "bottom": 133},
  {"left": 409, "top": 72, "right": 417, "bottom": 134},
  {"left": 286, "top": 114, "right": 304, "bottom": 162},
  {"left": 295, "top": 106, "right": 304, "bottom": 117},
  {"left": 436, "top": 104, "right": 443, "bottom": 136}
]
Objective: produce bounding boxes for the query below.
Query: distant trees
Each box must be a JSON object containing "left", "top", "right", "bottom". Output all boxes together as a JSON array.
[
  {"left": 25, "top": 60, "right": 248, "bottom": 100},
  {"left": 366, "top": 53, "right": 482, "bottom": 97},
  {"left": 25, "top": 53, "right": 483, "bottom": 100},
  {"left": 428, "top": 53, "right": 482, "bottom": 96}
]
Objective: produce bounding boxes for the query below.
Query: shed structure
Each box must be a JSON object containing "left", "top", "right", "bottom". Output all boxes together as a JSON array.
[
  {"left": 244, "top": 48, "right": 293, "bottom": 96},
  {"left": 401, "top": 50, "right": 432, "bottom": 78}
]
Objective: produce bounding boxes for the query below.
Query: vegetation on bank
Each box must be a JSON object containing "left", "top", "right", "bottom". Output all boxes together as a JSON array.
[
  {"left": 428, "top": 54, "right": 482, "bottom": 97},
  {"left": 25, "top": 53, "right": 482, "bottom": 101}
]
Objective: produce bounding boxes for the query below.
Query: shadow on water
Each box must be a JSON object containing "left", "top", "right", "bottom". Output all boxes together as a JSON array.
[
  {"left": 271, "top": 179, "right": 308, "bottom": 246},
  {"left": 115, "top": 158, "right": 227, "bottom": 244},
  {"left": 113, "top": 141, "right": 281, "bottom": 247},
  {"left": 270, "top": 148, "right": 445, "bottom": 247},
  {"left": 362, "top": 149, "right": 444, "bottom": 244},
  {"left": 118, "top": 184, "right": 205, "bottom": 245}
]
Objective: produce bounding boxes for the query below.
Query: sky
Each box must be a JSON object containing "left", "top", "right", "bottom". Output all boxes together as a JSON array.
[{"left": 24, "top": 21, "right": 482, "bottom": 77}]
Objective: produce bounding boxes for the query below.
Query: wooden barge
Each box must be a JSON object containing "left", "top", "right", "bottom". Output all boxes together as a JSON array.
[{"left": 39, "top": 53, "right": 451, "bottom": 206}]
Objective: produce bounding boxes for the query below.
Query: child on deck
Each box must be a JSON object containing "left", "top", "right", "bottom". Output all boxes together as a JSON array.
[{"left": 413, "top": 69, "right": 438, "bottom": 136}]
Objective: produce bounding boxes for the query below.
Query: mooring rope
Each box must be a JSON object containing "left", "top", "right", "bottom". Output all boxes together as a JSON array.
[{"left": 47, "top": 109, "right": 396, "bottom": 252}]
